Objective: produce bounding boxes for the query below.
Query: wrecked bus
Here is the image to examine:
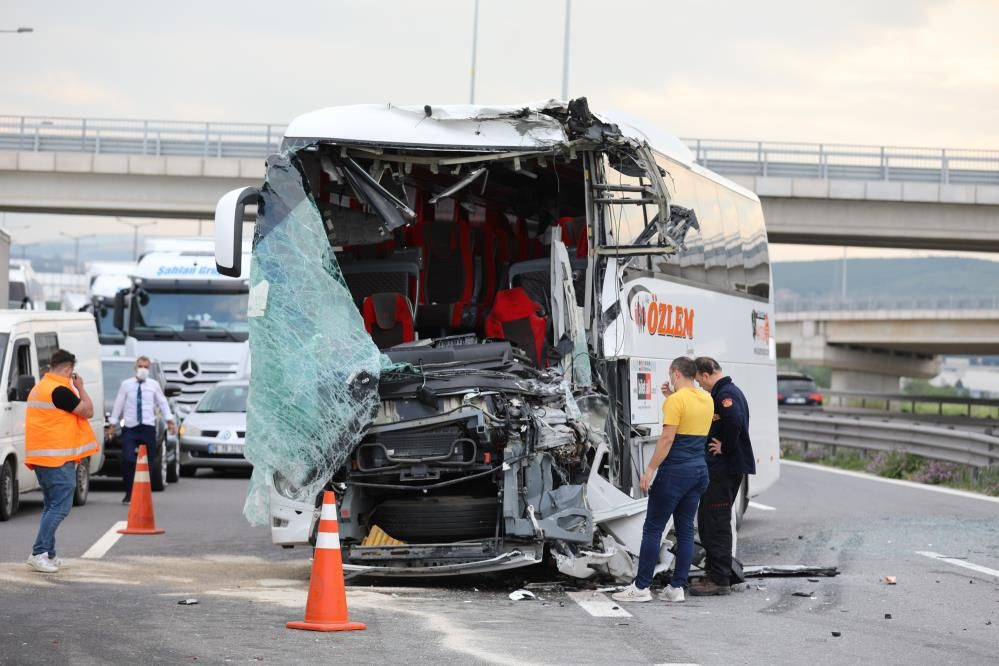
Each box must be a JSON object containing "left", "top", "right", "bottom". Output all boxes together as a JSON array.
[{"left": 213, "top": 99, "right": 779, "bottom": 579}]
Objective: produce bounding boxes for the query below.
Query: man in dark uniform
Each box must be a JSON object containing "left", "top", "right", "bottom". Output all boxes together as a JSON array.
[{"left": 688, "top": 356, "right": 755, "bottom": 596}]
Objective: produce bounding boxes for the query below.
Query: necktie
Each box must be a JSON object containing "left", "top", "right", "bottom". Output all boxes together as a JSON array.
[{"left": 136, "top": 381, "right": 143, "bottom": 426}]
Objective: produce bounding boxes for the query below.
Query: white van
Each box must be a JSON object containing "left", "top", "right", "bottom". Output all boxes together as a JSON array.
[{"left": 0, "top": 312, "right": 105, "bottom": 520}]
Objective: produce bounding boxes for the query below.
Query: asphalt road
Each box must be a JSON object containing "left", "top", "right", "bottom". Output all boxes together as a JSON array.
[{"left": 1, "top": 464, "right": 997, "bottom": 665}]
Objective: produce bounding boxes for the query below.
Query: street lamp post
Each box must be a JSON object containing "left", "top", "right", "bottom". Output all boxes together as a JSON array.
[
  {"left": 561, "top": 0, "right": 572, "bottom": 100},
  {"left": 469, "top": 0, "right": 480, "bottom": 104},
  {"left": 59, "top": 231, "right": 97, "bottom": 274},
  {"left": 116, "top": 218, "right": 158, "bottom": 260}
]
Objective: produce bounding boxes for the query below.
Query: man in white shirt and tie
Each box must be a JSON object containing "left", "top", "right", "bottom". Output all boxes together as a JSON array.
[{"left": 109, "top": 356, "right": 177, "bottom": 502}]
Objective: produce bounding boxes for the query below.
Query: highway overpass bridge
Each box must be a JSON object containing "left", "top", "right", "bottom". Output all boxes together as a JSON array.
[
  {"left": 1, "top": 114, "right": 998, "bottom": 252},
  {"left": 776, "top": 298, "right": 999, "bottom": 392}
]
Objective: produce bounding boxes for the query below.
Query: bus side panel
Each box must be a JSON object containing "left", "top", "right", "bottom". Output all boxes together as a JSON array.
[{"left": 602, "top": 275, "right": 779, "bottom": 495}]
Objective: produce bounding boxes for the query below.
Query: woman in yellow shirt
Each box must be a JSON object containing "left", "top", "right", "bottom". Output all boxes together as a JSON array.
[{"left": 613, "top": 356, "right": 712, "bottom": 603}]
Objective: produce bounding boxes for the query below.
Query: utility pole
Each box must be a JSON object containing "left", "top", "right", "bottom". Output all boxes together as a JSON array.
[
  {"left": 116, "top": 218, "right": 158, "bottom": 260},
  {"left": 59, "top": 231, "right": 96, "bottom": 274},
  {"left": 561, "top": 0, "right": 572, "bottom": 100},
  {"left": 469, "top": 0, "right": 480, "bottom": 104}
]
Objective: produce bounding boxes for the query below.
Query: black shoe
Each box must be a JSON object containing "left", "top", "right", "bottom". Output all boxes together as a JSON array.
[
  {"left": 122, "top": 496, "right": 131, "bottom": 504},
  {"left": 688, "top": 578, "right": 732, "bottom": 596}
]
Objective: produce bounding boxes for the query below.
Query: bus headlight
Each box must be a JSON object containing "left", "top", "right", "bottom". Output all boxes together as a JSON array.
[{"left": 273, "top": 471, "right": 310, "bottom": 502}]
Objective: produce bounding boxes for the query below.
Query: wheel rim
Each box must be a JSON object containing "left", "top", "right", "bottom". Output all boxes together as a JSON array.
[{"left": 161, "top": 442, "right": 168, "bottom": 483}]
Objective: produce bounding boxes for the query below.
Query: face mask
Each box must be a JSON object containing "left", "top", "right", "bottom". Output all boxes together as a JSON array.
[{"left": 135, "top": 367, "right": 150, "bottom": 381}]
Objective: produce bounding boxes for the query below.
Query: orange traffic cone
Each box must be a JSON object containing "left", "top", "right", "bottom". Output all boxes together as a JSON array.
[
  {"left": 117, "top": 444, "right": 165, "bottom": 535},
  {"left": 287, "top": 491, "right": 366, "bottom": 632}
]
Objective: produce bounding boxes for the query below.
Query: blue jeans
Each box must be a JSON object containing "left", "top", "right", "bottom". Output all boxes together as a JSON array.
[
  {"left": 635, "top": 463, "right": 710, "bottom": 589},
  {"left": 32, "top": 462, "right": 77, "bottom": 558}
]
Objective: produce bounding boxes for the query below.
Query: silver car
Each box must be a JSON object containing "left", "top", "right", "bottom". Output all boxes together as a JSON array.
[{"left": 179, "top": 380, "right": 249, "bottom": 476}]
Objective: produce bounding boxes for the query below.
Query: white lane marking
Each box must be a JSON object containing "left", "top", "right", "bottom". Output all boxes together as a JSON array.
[
  {"left": 81, "top": 521, "right": 129, "bottom": 559},
  {"left": 916, "top": 551, "right": 999, "bottom": 579},
  {"left": 566, "top": 590, "right": 633, "bottom": 618},
  {"left": 781, "top": 460, "right": 999, "bottom": 505},
  {"left": 748, "top": 501, "right": 776, "bottom": 511}
]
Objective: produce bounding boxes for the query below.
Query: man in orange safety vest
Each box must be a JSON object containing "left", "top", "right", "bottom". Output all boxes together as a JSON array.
[{"left": 25, "top": 349, "right": 97, "bottom": 573}]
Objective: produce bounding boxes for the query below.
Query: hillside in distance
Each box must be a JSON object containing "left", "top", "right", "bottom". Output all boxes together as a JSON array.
[{"left": 772, "top": 256, "right": 999, "bottom": 304}]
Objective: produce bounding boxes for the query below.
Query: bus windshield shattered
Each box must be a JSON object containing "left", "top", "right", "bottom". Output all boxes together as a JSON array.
[{"left": 217, "top": 97, "right": 778, "bottom": 579}]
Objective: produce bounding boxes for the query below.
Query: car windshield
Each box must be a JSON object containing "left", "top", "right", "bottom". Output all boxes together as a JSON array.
[
  {"left": 133, "top": 290, "right": 249, "bottom": 340},
  {"left": 197, "top": 385, "right": 249, "bottom": 413},
  {"left": 102, "top": 361, "right": 137, "bottom": 406},
  {"left": 778, "top": 378, "right": 817, "bottom": 394}
]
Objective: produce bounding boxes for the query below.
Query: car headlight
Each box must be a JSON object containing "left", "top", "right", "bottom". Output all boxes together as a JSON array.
[{"left": 181, "top": 425, "right": 200, "bottom": 437}]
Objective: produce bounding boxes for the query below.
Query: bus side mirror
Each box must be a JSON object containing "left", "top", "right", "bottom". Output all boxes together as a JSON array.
[
  {"left": 113, "top": 291, "right": 126, "bottom": 332},
  {"left": 215, "top": 187, "right": 259, "bottom": 278}
]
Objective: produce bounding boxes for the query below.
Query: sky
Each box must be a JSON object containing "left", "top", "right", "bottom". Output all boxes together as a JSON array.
[{"left": 1, "top": 0, "right": 997, "bottom": 262}]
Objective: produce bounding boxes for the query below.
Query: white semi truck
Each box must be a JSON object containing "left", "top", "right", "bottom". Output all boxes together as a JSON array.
[{"left": 114, "top": 240, "right": 251, "bottom": 418}]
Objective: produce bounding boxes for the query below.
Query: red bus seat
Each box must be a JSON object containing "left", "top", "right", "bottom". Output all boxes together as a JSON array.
[
  {"left": 362, "top": 293, "right": 415, "bottom": 349},
  {"left": 485, "top": 288, "right": 547, "bottom": 367}
]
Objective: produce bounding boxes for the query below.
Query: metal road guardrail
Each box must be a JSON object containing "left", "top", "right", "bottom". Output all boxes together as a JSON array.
[
  {"left": 821, "top": 390, "right": 999, "bottom": 420},
  {"left": 776, "top": 296, "right": 999, "bottom": 313},
  {"left": 685, "top": 138, "right": 999, "bottom": 186},
  {"left": 1, "top": 114, "right": 998, "bottom": 186},
  {"left": 0, "top": 115, "right": 284, "bottom": 159},
  {"left": 779, "top": 410, "right": 999, "bottom": 468}
]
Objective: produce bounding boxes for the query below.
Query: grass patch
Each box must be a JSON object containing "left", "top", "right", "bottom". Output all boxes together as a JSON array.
[{"left": 781, "top": 443, "right": 999, "bottom": 497}]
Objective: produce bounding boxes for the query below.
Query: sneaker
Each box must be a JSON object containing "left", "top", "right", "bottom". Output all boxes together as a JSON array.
[
  {"left": 659, "top": 584, "right": 685, "bottom": 602},
  {"left": 26, "top": 553, "right": 58, "bottom": 573},
  {"left": 688, "top": 578, "right": 732, "bottom": 596},
  {"left": 611, "top": 583, "right": 653, "bottom": 603},
  {"left": 47, "top": 555, "right": 65, "bottom": 568}
]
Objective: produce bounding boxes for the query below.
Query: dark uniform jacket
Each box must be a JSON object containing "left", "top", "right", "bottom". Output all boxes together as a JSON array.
[{"left": 707, "top": 376, "right": 756, "bottom": 475}]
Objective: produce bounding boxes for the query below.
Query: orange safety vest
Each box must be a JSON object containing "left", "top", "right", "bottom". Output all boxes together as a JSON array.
[{"left": 25, "top": 373, "right": 98, "bottom": 469}]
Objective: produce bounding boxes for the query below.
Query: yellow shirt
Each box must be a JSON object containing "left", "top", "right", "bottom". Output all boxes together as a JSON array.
[
  {"left": 662, "top": 387, "right": 714, "bottom": 435},
  {"left": 660, "top": 386, "right": 713, "bottom": 466}
]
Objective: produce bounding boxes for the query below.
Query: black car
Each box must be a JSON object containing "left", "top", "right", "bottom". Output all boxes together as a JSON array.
[
  {"left": 777, "top": 372, "right": 824, "bottom": 407},
  {"left": 99, "top": 357, "right": 183, "bottom": 490}
]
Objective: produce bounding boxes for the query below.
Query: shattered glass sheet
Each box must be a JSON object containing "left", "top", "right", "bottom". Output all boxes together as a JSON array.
[{"left": 243, "top": 152, "right": 385, "bottom": 525}]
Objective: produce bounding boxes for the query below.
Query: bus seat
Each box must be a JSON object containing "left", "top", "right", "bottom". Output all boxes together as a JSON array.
[
  {"left": 362, "top": 292, "right": 415, "bottom": 349},
  {"left": 485, "top": 288, "right": 547, "bottom": 367},
  {"left": 508, "top": 256, "right": 588, "bottom": 309},
  {"left": 339, "top": 258, "right": 421, "bottom": 311}
]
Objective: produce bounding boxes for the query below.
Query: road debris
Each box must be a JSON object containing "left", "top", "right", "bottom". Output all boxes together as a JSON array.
[
  {"left": 509, "top": 589, "right": 537, "bottom": 601},
  {"left": 885, "top": 576, "right": 897, "bottom": 585},
  {"left": 884, "top": 614, "right": 892, "bottom": 619},
  {"left": 831, "top": 631, "right": 842, "bottom": 638},
  {"left": 178, "top": 599, "right": 200, "bottom": 605},
  {"left": 742, "top": 565, "right": 839, "bottom": 578},
  {"left": 792, "top": 591, "right": 814, "bottom": 598}
]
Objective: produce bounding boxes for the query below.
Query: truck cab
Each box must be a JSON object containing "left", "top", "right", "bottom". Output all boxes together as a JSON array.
[{"left": 114, "top": 245, "right": 251, "bottom": 418}]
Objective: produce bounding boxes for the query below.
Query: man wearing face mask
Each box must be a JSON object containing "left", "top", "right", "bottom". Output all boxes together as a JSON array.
[{"left": 109, "top": 356, "right": 176, "bottom": 503}]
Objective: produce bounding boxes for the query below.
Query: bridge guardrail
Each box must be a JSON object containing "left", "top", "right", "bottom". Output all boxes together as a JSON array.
[
  {"left": 2, "top": 114, "right": 998, "bottom": 186},
  {"left": 0, "top": 115, "right": 285, "bottom": 159},
  {"left": 684, "top": 138, "right": 999, "bottom": 186},
  {"left": 776, "top": 296, "right": 999, "bottom": 313},
  {"left": 779, "top": 410, "right": 999, "bottom": 468}
]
